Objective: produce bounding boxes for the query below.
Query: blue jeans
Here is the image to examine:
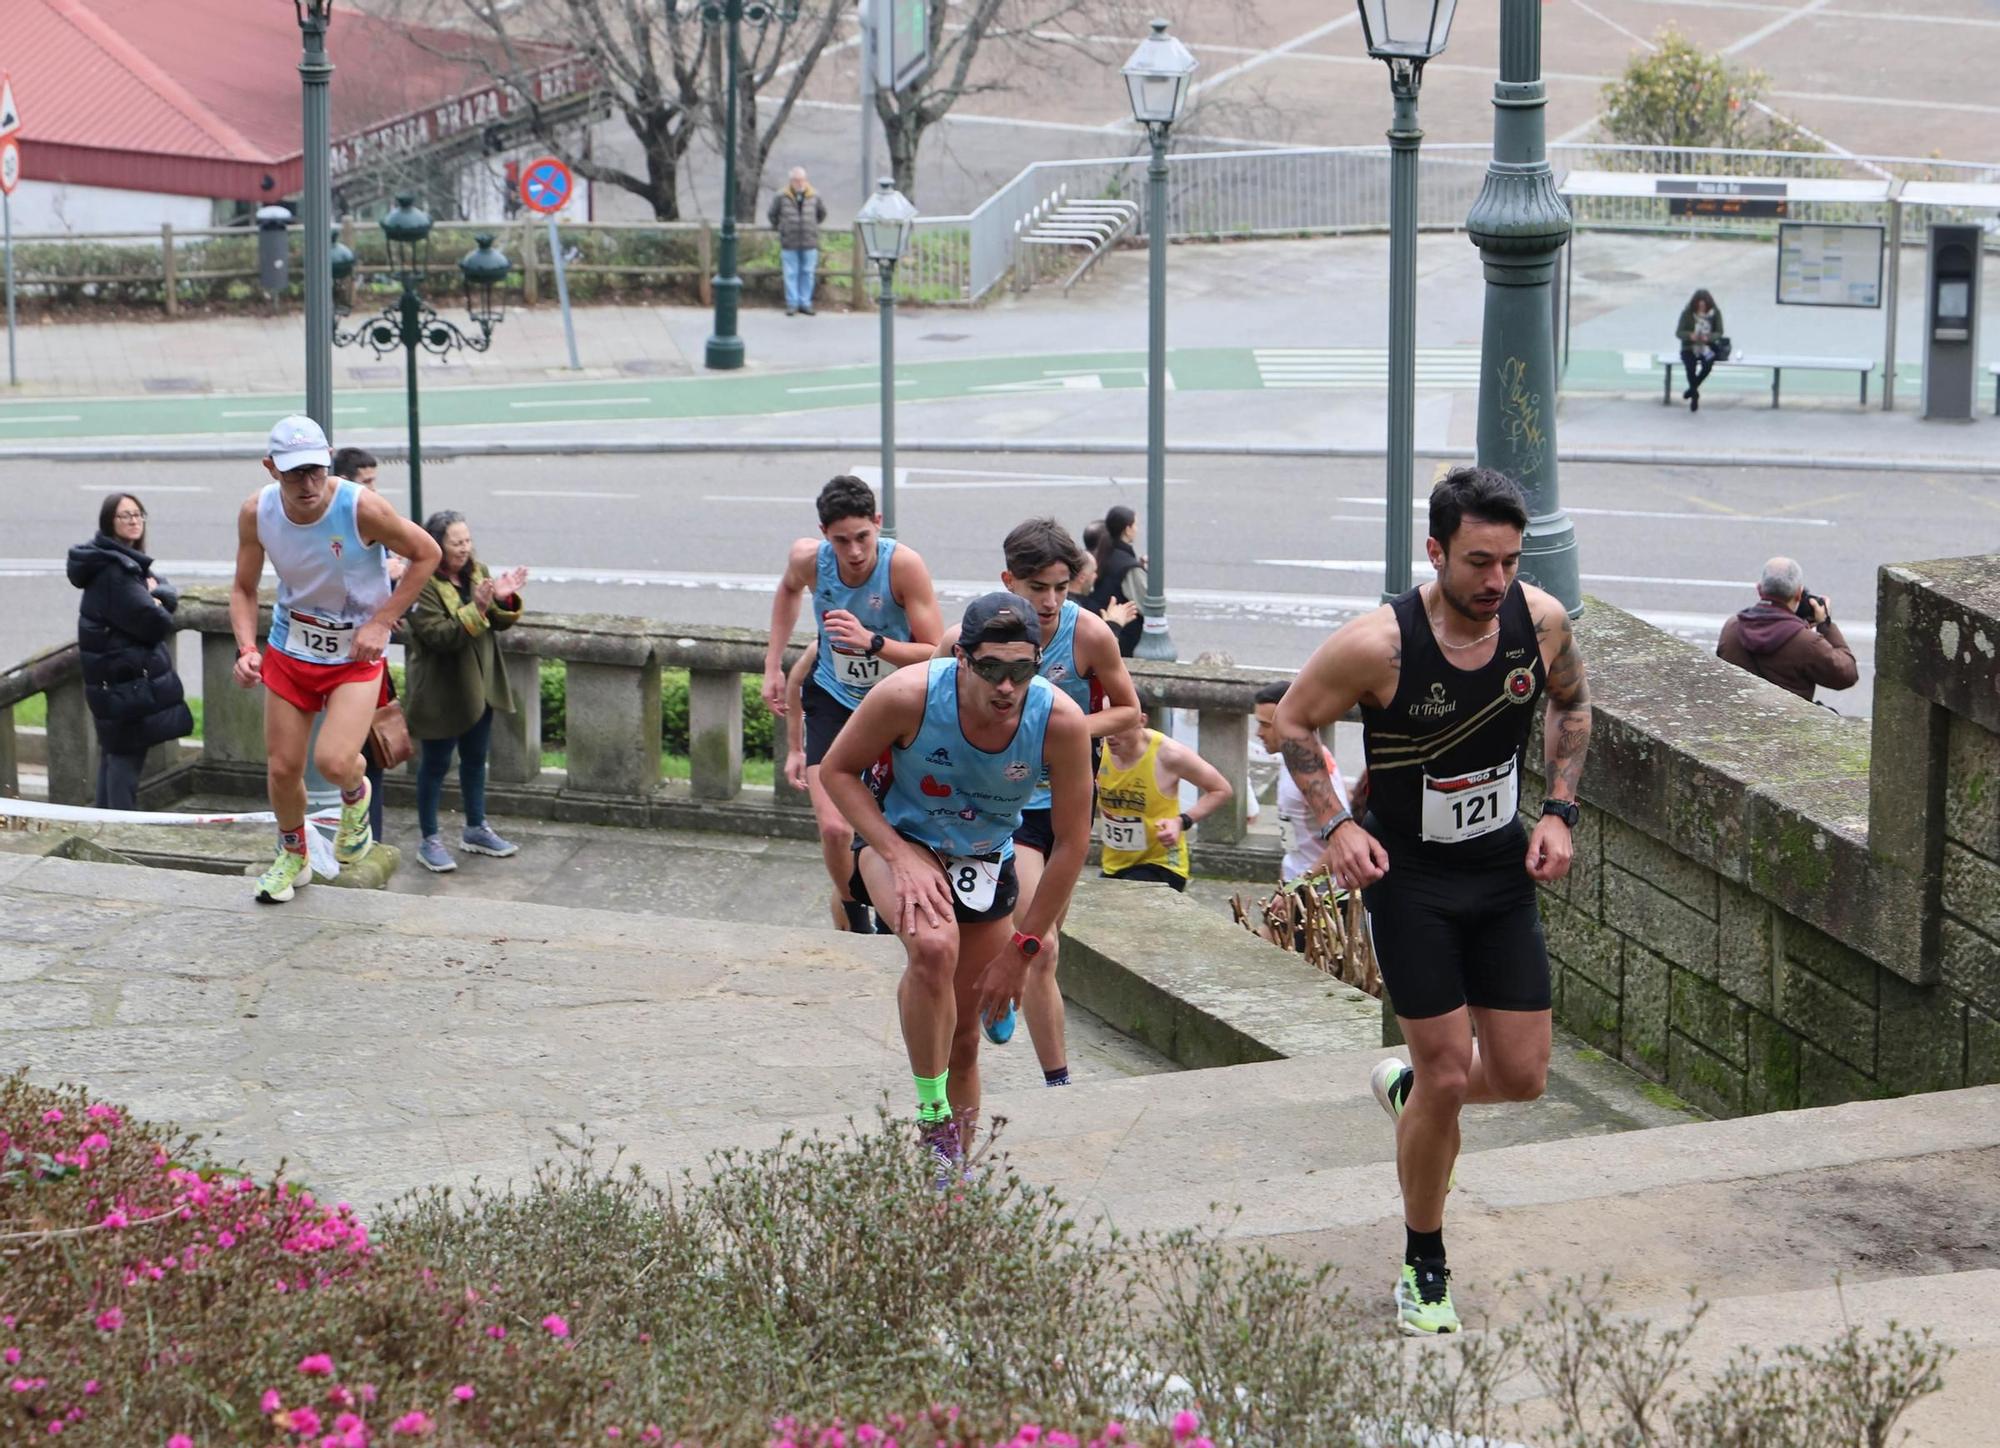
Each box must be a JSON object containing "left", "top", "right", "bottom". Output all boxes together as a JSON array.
[
  {"left": 416, "top": 707, "right": 494, "bottom": 840},
  {"left": 782, "top": 247, "right": 818, "bottom": 310}
]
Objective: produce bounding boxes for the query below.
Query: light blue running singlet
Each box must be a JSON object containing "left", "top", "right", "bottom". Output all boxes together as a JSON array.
[
  {"left": 1025, "top": 600, "right": 1098, "bottom": 811},
  {"left": 257, "top": 480, "right": 393, "bottom": 664},
  {"left": 881, "top": 658, "right": 1054, "bottom": 861},
  {"left": 810, "top": 538, "right": 912, "bottom": 710}
]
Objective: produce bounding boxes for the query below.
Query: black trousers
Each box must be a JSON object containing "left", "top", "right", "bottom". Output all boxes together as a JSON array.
[
  {"left": 1681, "top": 347, "right": 1715, "bottom": 395},
  {"left": 95, "top": 748, "right": 146, "bottom": 810}
]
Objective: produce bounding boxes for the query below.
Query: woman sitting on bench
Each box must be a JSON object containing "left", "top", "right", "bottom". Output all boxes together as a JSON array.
[{"left": 1676, "top": 289, "right": 1725, "bottom": 412}]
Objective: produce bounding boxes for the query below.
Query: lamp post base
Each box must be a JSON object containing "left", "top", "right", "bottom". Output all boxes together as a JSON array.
[
  {"left": 704, "top": 334, "right": 745, "bottom": 371},
  {"left": 1133, "top": 617, "right": 1176, "bottom": 662}
]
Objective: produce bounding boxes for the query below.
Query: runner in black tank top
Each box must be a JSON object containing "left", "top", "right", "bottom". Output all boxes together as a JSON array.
[{"left": 1267, "top": 467, "right": 1594, "bottom": 1338}]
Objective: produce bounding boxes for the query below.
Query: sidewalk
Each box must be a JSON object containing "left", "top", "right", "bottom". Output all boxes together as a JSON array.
[{"left": 1, "top": 233, "right": 1993, "bottom": 470}]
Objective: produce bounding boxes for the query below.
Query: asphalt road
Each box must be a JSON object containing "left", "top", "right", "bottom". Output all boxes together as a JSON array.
[{"left": 9, "top": 450, "right": 1989, "bottom": 716}]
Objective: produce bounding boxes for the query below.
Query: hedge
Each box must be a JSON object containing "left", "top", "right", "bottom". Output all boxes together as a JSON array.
[{"left": 536, "top": 661, "right": 776, "bottom": 758}]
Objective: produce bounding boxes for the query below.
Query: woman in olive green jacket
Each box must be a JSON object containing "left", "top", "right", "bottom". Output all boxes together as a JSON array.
[
  {"left": 404, "top": 510, "right": 528, "bottom": 873},
  {"left": 1675, "top": 288, "right": 1724, "bottom": 412}
]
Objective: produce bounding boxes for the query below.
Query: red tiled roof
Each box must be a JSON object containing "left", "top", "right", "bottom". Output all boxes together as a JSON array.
[{"left": 10, "top": 0, "right": 569, "bottom": 203}]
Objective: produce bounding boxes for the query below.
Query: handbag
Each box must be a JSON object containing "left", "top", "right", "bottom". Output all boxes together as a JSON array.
[
  {"left": 367, "top": 700, "right": 414, "bottom": 770},
  {"left": 1711, "top": 335, "right": 1733, "bottom": 361}
]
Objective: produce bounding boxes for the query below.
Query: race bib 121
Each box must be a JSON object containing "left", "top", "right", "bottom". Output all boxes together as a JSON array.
[{"left": 1419, "top": 757, "right": 1518, "bottom": 844}]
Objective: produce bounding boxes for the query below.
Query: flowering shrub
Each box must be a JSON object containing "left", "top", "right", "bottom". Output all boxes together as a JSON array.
[{"left": 1, "top": 1071, "right": 1949, "bottom": 1446}]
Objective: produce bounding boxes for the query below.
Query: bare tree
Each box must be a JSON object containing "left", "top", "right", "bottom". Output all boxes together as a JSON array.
[
  {"left": 710, "top": 1, "right": 853, "bottom": 222},
  {"left": 399, "top": 0, "right": 714, "bottom": 221}
]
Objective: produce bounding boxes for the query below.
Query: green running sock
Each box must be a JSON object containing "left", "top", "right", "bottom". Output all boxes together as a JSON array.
[{"left": 914, "top": 1070, "right": 951, "bottom": 1124}]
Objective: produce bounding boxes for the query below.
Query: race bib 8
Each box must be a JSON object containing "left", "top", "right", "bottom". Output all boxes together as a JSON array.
[
  {"left": 1099, "top": 815, "right": 1145, "bottom": 853},
  {"left": 834, "top": 647, "right": 886, "bottom": 692},
  {"left": 288, "top": 612, "right": 355, "bottom": 662},
  {"left": 944, "top": 854, "right": 1002, "bottom": 913},
  {"left": 1420, "top": 758, "right": 1518, "bottom": 844}
]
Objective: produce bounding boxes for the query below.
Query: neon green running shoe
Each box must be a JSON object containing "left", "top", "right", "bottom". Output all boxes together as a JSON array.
[
  {"left": 1395, "top": 1260, "right": 1460, "bottom": 1336},
  {"left": 255, "top": 848, "right": 311, "bottom": 904},
  {"left": 334, "top": 780, "right": 374, "bottom": 865},
  {"left": 1371, "top": 1058, "right": 1456, "bottom": 1192}
]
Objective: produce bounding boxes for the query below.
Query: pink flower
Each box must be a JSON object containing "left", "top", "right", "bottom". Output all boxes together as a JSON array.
[
  {"left": 46, "top": 1420, "right": 62, "bottom": 1435},
  {"left": 86, "top": 1103, "right": 116, "bottom": 1121},
  {"left": 1103, "top": 1427, "right": 1125, "bottom": 1443},
  {"left": 642, "top": 1429, "right": 664, "bottom": 1444},
  {"left": 542, "top": 1314, "right": 570, "bottom": 1338},
  {"left": 82, "top": 1383, "right": 99, "bottom": 1398},
  {"left": 100, "top": 1210, "right": 128, "bottom": 1229},
  {"left": 41, "top": 1109, "right": 63, "bottom": 1125},
  {"left": 359, "top": 1385, "right": 379, "bottom": 1405},
  {"left": 298, "top": 1354, "right": 335, "bottom": 1377},
  {"left": 1170, "top": 1412, "right": 1199, "bottom": 1441},
  {"left": 485, "top": 1325, "right": 506, "bottom": 1340},
  {"left": 2, "top": 1348, "right": 18, "bottom": 1365},
  {"left": 607, "top": 1430, "right": 622, "bottom": 1441},
  {"left": 391, "top": 1410, "right": 434, "bottom": 1436},
  {"left": 168, "top": 1437, "right": 195, "bottom": 1448},
  {"left": 81, "top": 1133, "right": 110, "bottom": 1153},
  {"left": 452, "top": 1385, "right": 475, "bottom": 1403},
  {"left": 262, "top": 1389, "right": 284, "bottom": 1414},
  {"left": 95, "top": 1309, "right": 123, "bottom": 1333},
  {"left": 277, "top": 1406, "right": 322, "bottom": 1437}
]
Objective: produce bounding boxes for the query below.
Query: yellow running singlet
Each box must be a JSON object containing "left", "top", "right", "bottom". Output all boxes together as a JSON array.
[{"left": 1095, "top": 729, "right": 1188, "bottom": 879}]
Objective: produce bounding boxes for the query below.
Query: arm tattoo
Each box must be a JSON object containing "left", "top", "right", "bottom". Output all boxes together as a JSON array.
[
  {"left": 1541, "top": 612, "right": 1592, "bottom": 798},
  {"left": 1280, "top": 737, "right": 1343, "bottom": 828}
]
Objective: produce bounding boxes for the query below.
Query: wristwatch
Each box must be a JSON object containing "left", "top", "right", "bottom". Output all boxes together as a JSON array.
[
  {"left": 1317, "top": 806, "right": 1355, "bottom": 843},
  {"left": 865, "top": 631, "right": 886, "bottom": 658},
  {"left": 1011, "top": 931, "right": 1043, "bottom": 958},
  {"left": 1541, "top": 798, "right": 1580, "bottom": 829},
  {"left": 1178, "top": 811, "right": 1195, "bottom": 834}
]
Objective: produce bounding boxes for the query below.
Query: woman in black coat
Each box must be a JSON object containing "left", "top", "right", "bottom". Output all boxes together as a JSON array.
[
  {"left": 1087, "top": 504, "right": 1146, "bottom": 657},
  {"left": 66, "top": 493, "right": 194, "bottom": 809}
]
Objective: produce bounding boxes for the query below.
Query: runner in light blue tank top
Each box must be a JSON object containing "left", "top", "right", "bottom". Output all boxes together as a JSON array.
[
  {"left": 257, "top": 479, "right": 393, "bottom": 664},
  {"left": 1024, "top": 600, "right": 1095, "bottom": 811},
  {"left": 810, "top": 538, "right": 911, "bottom": 709},
  {"left": 881, "top": 658, "right": 1054, "bottom": 861}
]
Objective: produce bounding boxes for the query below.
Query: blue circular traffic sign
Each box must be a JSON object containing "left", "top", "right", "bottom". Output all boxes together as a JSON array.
[{"left": 520, "top": 157, "right": 574, "bottom": 215}]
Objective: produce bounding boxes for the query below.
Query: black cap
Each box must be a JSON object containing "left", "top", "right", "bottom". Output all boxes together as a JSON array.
[{"left": 958, "top": 592, "right": 1042, "bottom": 653}]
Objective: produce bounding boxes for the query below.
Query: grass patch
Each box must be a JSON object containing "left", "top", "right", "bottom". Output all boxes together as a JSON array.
[
  {"left": 538, "top": 750, "right": 776, "bottom": 787},
  {"left": 9, "top": 693, "right": 203, "bottom": 737}
]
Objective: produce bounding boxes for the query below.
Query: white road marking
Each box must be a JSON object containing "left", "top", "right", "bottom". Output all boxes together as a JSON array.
[
  {"left": 0, "top": 415, "right": 81, "bottom": 425},
  {"left": 1725, "top": 0, "right": 1835, "bottom": 54},
  {"left": 220, "top": 407, "right": 367, "bottom": 418},
  {"left": 507, "top": 397, "right": 652, "bottom": 409},
  {"left": 490, "top": 489, "right": 640, "bottom": 499},
  {"left": 1336, "top": 497, "right": 1835, "bottom": 527},
  {"left": 1259, "top": 558, "right": 1753, "bottom": 589}
]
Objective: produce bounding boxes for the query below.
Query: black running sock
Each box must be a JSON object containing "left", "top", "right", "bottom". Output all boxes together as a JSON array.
[
  {"left": 1043, "top": 1066, "right": 1070, "bottom": 1087},
  {"left": 1391, "top": 1066, "right": 1414, "bottom": 1111},
  {"left": 840, "top": 899, "right": 871, "bottom": 932},
  {"left": 1405, "top": 1227, "right": 1444, "bottom": 1267}
]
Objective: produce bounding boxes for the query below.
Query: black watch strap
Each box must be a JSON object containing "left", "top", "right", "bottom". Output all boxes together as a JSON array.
[
  {"left": 1179, "top": 811, "right": 1195, "bottom": 833},
  {"left": 865, "top": 631, "right": 885, "bottom": 658},
  {"left": 1542, "top": 798, "right": 1580, "bottom": 828}
]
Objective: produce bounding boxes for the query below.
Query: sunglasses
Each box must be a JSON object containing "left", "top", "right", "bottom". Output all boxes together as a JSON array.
[{"left": 966, "top": 655, "right": 1040, "bottom": 687}]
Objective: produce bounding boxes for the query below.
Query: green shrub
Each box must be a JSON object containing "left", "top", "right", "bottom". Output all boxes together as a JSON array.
[
  {"left": 0, "top": 1072, "right": 1955, "bottom": 1446},
  {"left": 533, "top": 660, "right": 774, "bottom": 760}
]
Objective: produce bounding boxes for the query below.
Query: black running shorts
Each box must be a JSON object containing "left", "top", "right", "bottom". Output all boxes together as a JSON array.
[
  {"left": 1362, "top": 845, "right": 1551, "bottom": 1020},
  {"left": 802, "top": 675, "right": 855, "bottom": 768},
  {"left": 850, "top": 835, "right": 1022, "bottom": 925},
  {"left": 1100, "top": 862, "right": 1189, "bottom": 893},
  {"left": 1012, "top": 807, "right": 1056, "bottom": 858}
]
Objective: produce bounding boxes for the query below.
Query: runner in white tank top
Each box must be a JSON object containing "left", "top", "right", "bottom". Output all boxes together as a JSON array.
[{"left": 230, "top": 416, "right": 441, "bottom": 904}]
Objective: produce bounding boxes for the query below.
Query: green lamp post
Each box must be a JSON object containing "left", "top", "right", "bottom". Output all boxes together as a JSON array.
[
  {"left": 1356, "top": 0, "right": 1456, "bottom": 602},
  {"left": 293, "top": 0, "right": 336, "bottom": 431},
  {"left": 334, "top": 197, "right": 510, "bottom": 522},
  {"left": 856, "top": 177, "right": 918, "bottom": 538},
  {"left": 1121, "top": 18, "right": 1199, "bottom": 663}
]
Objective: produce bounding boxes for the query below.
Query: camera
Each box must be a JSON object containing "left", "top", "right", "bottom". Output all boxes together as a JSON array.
[{"left": 1794, "top": 593, "right": 1827, "bottom": 622}]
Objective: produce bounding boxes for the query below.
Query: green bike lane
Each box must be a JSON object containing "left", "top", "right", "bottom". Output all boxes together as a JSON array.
[{"left": 0, "top": 345, "right": 1891, "bottom": 443}]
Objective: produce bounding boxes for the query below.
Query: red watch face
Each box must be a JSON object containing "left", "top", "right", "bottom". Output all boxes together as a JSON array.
[{"left": 1013, "top": 931, "right": 1041, "bottom": 957}]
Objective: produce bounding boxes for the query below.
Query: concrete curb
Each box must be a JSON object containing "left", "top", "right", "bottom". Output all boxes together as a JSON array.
[{"left": 2, "top": 435, "right": 1993, "bottom": 476}]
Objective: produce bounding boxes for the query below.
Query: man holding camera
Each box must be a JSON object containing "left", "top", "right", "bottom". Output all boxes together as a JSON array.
[{"left": 1716, "top": 557, "right": 1858, "bottom": 705}]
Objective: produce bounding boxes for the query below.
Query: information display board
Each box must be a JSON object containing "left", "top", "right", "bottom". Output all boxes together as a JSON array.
[
  {"left": 875, "top": 0, "right": 932, "bottom": 92},
  {"left": 1777, "top": 222, "right": 1885, "bottom": 308}
]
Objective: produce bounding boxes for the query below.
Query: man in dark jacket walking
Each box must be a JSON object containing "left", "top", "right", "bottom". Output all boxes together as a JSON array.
[
  {"left": 769, "top": 166, "right": 827, "bottom": 316},
  {"left": 68, "top": 493, "right": 195, "bottom": 808},
  {"left": 1716, "top": 556, "right": 1858, "bottom": 705}
]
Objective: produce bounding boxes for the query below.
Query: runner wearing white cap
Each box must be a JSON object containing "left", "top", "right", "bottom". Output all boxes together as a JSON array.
[{"left": 231, "top": 416, "right": 440, "bottom": 902}]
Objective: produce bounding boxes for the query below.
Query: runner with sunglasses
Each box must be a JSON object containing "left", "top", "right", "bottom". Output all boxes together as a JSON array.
[{"left": 821, "top": 594, "right": 1093, "bottom": 1187}]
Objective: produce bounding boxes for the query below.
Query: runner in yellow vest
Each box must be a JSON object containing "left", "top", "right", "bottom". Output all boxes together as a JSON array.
[{"left": 1095, "top": 715, "right": 1233, "bottom": 890}]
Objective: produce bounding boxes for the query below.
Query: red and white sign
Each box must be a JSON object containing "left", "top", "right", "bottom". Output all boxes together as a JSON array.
[
  {"left": 0, "top": 76, "right": 19, "bottom": 140},
  {"left": 519, "top": 156, "right": 573, "bottom": 215},
  {"left": 0, "top": 139, "right": 20, "bottom": 197}
]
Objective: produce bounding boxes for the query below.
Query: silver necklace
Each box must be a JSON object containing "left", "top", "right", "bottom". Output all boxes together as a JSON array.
[{"left": 1428, "top": 611, "right": 1499, "bottom": 650}]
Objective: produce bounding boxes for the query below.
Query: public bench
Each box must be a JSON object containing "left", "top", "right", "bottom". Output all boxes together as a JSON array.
[{"left": 1656, "top": 351, "right": 1874, "bottom": 408}]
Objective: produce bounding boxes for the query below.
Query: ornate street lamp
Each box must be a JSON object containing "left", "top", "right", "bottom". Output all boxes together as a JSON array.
[
  {"left": 857, "top": 177, "right": 917, "bottom": 537},
  {"left": 1121, "top": 18, "right": 1198, "bottom": 662},
  {"left": 293, "top": 1, "right": 336, "bottom": 430},
  {"left": 1357, "top": 0, "right": 1455, "bottom": 601},
  {"left": 335, "top": 197, "right": 510, "bottom": 523},
  {"left": 667, "top": 1, "right": 803, "bottom": 370}
]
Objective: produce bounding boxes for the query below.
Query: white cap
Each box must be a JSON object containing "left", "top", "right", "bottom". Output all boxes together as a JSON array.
[{"left": 267, "top": 414, "right": 331, "bottom": 471}]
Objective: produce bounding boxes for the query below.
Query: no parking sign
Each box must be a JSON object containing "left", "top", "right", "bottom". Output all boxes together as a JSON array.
[{"left": 520, "top": 156, "right": 574, "bottom": 216}]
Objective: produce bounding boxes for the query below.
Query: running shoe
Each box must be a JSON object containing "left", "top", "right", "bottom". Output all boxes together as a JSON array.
[
  {"left": 1395, "top": 1259, "right": 1460, "bottom": 1336},
  {"left": 919, "top": 1116, "right": 963, "bottom": 1195},
  {"left": 1371, "top": 1058, "right": 1455, "bottom": 1192},
  {"left": 333, "top": 781, "right": 374, "bottom": 865},
  {"left": 981, "top": 1001, "right": 1017, "bottom": 1046},
  {"left": 460, "top": 823, "right": 518, "bottom": 858},
  {"left": 255, "top": 849, "right": 311, "bottom": 904},
  {"left": 417, "top": 836, "right": 457, "bottom": 873}
]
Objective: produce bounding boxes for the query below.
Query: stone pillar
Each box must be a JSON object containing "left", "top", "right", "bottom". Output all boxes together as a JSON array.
[
  {"left": 687, "top": 668, "right": 744, "bottom": 801},
  {"left": 43, "top": 678, "right": 98, "bottom": 806},
  {"left": 489, "top": 652, "right": 543, "bottom": 786},
  {"left": 563, "top": 656, "right": 661, "bottom": 797},
  {"left": 200, "top": 633, "right": 267, "bottom": 766},
  {"left": 1195, "top": 707, "right": 1248, "bottom": 845}
]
